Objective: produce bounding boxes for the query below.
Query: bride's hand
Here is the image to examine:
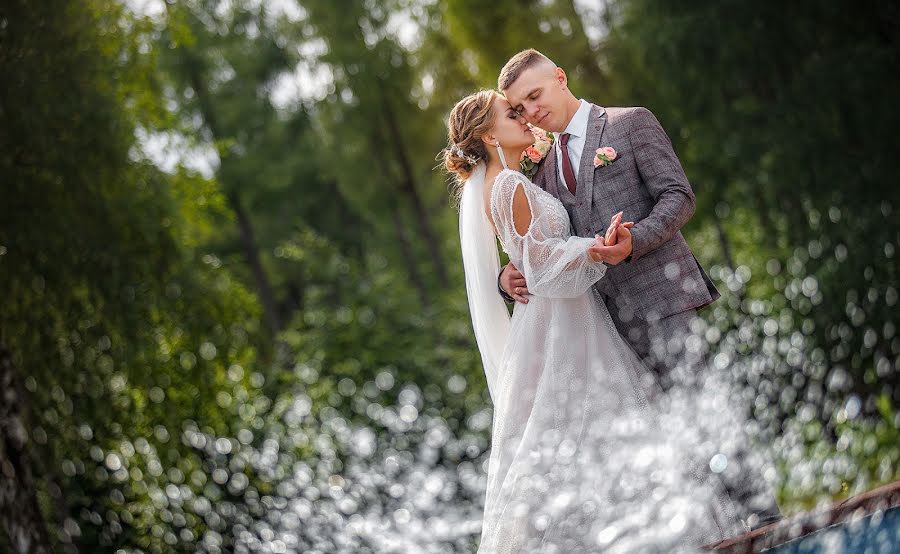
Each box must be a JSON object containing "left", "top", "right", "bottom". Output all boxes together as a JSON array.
[
  {"left": 595, "top": 221, "right": 634, "bottom": 247},
  {"left": 603, "top": 211, "right": 637, "bottom": 246},
  {"left": 605, "top": 221, "right": 634, "bottom": 245},
  {"left": 591, "top": 224, "right": 634, "bottom": 265}
]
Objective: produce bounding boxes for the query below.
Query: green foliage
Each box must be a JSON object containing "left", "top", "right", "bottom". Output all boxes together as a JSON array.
[
  {"left": 604, "top": 0, "right": 899, "bottom": 418},
  {"left": 275, "top": 228, "right": 482, "bottom": 395},
  {"left": 441, "top": 0, "right": 607, "bottom": 96},
  {"left": 1, "top": 0, "right": 263, "bottom": 548},
  {"left": 777, "top": 392, "right": 899, "bottom": 512}
]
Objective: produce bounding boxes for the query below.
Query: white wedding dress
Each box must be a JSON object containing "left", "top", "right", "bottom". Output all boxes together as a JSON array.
[{"left": 470, "top": 168, "right": 743, "bottom": 553}]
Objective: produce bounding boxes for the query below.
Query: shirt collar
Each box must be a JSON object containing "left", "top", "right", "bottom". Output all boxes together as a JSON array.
[{"left": 562, "top": 99, "right": 591, "bottom": 139}]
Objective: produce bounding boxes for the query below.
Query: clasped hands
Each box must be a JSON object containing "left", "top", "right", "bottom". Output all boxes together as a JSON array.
[
  {"left": 588, "top": 210, "right": 634, "bottom": 265},
  {"left": 500, "top": 211, "right": 635, "bottom": 303}
]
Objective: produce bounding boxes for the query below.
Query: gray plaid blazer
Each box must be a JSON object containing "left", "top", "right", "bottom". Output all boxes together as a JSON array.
[{"left": 532, "top": 104, "right": 720, "bottom": 321}]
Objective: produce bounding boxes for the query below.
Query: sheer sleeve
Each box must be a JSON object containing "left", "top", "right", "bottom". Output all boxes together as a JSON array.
[{"left": 490, "top": 170, "right": 606, "bottom": 298}]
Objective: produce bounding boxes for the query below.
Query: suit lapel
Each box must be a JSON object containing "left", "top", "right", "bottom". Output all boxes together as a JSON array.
[
  {"left": 574, "top": 105, "right": 607, "bottom": 231},
  {"left": 578, "top": 105, "right": 607, "bottom": 187}
]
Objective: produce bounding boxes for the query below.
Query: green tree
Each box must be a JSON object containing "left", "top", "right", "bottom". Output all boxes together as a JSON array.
[
  {"left": 603, "top": 0, "right": 899, "bottom": 506},
  {"left": 441, "top": 0, "right": 608, "bottom": 97},
  {"left": 289, "top": 0, "right": 458, "bottom": 306},
  {"left": 1, "top": 1, "right": 262, "bottom": 549}
]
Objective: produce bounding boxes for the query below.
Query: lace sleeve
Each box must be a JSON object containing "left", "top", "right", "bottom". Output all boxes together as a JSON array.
[{"left": 490, "top": 170, "right": 606, "bottom": 298}]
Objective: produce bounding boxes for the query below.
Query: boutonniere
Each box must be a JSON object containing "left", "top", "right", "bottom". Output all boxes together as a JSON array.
[
  {"left": 594, "top": 146, "right": 618, "bottom": 168},
  {"left": 519, "top": 126, "right": 554, "bottom": 178}
]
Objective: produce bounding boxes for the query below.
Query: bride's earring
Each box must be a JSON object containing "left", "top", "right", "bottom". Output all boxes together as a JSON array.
[{"left": 495, "top": 142, "right": 509, "bottom": 170}]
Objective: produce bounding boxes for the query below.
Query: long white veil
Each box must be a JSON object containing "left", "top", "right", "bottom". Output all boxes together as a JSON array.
[{"left": 458, "top": 162, "right": 510, "bottom": 403}]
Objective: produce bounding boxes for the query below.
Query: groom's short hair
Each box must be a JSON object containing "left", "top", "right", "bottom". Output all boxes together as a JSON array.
[{"left": 498, "top": 49, "right": 555, "bottom": 91}]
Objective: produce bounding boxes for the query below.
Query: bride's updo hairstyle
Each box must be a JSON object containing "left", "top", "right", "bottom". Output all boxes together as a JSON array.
[{"left": 443, "top": 90, "right": 500, "bottom": 183}]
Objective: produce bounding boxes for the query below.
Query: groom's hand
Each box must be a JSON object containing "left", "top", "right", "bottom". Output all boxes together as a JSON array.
[
  {"left": 589, "top": 224, "right": 633, "bottom": 265},
  {"left": 500, "top": 262, "right": 530, "bottom": 304}
]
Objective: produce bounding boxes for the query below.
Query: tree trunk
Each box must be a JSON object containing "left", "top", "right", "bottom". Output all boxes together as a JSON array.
[
  {"left": 560, "top": 0, "right": 608, "bottom": 86},
  {"left": 0, "top": 347, "right": 53, "bottom": 554},
  {"left": 192, "top": 79, "right": 281, "bottom": 333},
  {"left": 712, "top": 212, "right": 736, "bottom": 271},
  {"left": 752, "top": 189, "right": 782, "bottom": 251},
  {"left": 166, "top": 3, "right": 283, "bottom": 335},
  {"left": 377, "top": 90, "right": 449, "bottom": 288},
  {"left": 326, "top": 181, "right": 364, "bottom": 260},
  {"left": 230, "top": 192, "right": 282, "bottom": 334},
  {"left": 369, "top": 131, "right": 431, "bottom": 306},
  {"left": 280, "top": 280, "right": 304, "bottom": 325},
  {"left": 390, "top": 202, "right": 431, "bottom": 308}
]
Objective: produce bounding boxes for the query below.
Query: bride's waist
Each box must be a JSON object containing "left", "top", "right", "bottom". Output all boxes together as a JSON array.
[{"left": 512, "top": 291, "right": 600, "bottom": 315}]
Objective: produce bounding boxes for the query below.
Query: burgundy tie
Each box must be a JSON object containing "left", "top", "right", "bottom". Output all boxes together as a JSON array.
[{"left": 559, "top": 133, "right": 577, "bottom": 195}]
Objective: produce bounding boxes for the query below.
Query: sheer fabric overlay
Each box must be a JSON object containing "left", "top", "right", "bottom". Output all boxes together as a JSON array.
[{"left": 471, "top": 168, "right": 742, "bottom": 553}]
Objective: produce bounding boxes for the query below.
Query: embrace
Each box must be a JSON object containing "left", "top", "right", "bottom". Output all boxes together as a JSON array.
[{"left": 441, "top": 50, "right": 782, "bottom": 552}]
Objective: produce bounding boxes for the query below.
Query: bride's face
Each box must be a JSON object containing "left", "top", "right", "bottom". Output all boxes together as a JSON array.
[{"left": 486, "top": 97, "right": 534, "bottom": 151}]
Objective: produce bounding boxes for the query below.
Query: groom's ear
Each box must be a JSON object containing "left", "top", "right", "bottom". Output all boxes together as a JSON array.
[{"left": 555, "top": 67, "right": 568, "bottom": 89}]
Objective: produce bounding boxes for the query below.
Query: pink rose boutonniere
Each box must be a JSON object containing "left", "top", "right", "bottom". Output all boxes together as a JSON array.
[
  {"left": 520, "top": 126, "right": 554, "bottom": 178},
  {"left": 594, "top": 146, "right": 618, "bottom": 168}
]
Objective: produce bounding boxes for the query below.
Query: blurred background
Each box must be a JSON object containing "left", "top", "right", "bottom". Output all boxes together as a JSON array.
[{"left": 1, "top": 0, "right": 897, "bottom": 551}]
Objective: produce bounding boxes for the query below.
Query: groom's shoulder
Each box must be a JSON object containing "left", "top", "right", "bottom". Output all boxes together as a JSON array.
[{"left": 602, "top": 106, "right": 655, "bottom": 124}]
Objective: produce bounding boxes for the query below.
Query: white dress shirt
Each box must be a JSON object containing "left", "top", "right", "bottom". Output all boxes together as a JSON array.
[{"left": 555, "top": 99, "right": 592, "bottom": 190}]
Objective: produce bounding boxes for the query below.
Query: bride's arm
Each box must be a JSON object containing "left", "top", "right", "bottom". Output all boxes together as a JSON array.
[
  {"left": 510, "top": 183, "right": 532, "bottom": 236},
  {"left": 492, "top": 172, "right": 606, "bottom": 298}
]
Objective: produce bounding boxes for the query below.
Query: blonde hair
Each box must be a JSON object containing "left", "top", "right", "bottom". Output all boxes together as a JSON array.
[
  {"left": 498, "top": 48, "right": 555, "bottom": 91},
  {"left": 442, "top": 90, "right": 501, "bottom": 186}
]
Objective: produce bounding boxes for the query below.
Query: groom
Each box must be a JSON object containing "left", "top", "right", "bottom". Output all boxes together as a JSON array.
[
  {"left": 496, "top": 49, "right": 781, "bottom": 530},
  {"left": 497, "top": 49, "right": 718, "bottom": 388}
]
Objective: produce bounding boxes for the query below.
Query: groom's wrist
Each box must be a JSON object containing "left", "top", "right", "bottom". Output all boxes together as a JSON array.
[
  {"left": 497, "top": 269, "right": 515, "bottom": 303},
  {"left": 626, "top": 229, "right": 640, "bottom": 262}
]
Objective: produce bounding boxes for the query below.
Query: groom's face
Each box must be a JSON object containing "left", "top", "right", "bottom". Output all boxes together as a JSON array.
[{"left": 503, "top": 64, "right": 569, "bottom": 133}]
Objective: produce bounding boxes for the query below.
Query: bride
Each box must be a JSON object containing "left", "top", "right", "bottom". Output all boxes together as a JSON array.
[{"left": 442, "top": 90, "right": 744, "bottom": 552}]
